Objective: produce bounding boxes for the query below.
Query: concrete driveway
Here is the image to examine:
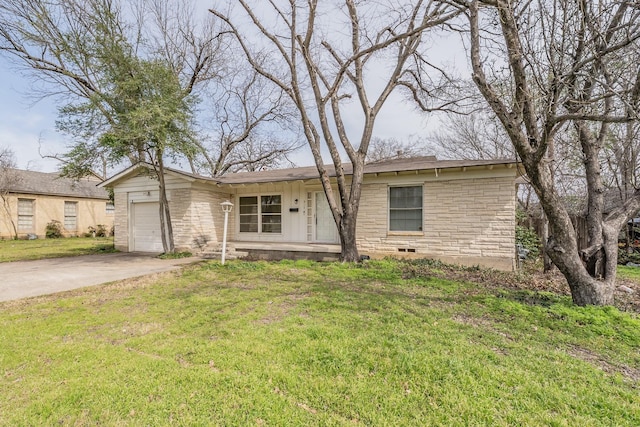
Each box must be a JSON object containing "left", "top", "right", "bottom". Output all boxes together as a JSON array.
[{"left": 0, "top": 253, "right": 201, "bottom": 302}]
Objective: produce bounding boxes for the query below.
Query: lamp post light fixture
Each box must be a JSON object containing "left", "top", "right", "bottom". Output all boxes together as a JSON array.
[{"left": 220, "top": 200, "right": 234, "bottom": 265}]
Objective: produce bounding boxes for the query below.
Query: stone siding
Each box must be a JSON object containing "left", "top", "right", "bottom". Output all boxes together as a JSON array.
[
  {"left": 356, "top": 176, "right": 516, "bottom": 270},
  {"left": 176, "top": 188, "right": 233, "bottom": 252},
  {"left": 113, "top": 192, "right": 128, "bottom": 251}
]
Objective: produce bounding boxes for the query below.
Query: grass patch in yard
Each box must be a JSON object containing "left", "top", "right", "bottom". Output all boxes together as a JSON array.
[
  {"left": 618, "top": 264, "right": 640, "bottom": 282},
  {"left": 157, "top": 251, "right": 192, "bottom": 260},
  {"left": 0, "top": 237, "right": 116, "bottom": 262},
  {"left": 1, "top": 259, "right": 639, "bottom": 426}
]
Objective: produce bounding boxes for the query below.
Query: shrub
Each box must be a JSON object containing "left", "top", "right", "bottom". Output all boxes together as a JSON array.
[
  {"left": 516, "top": 225, "right": 540, "bottom": 259},
  {"left": 86, "top": 224, "right": 108, "bottom": 238},
  {"left": 617, "top": 249, "right": 640, "bottom": 265},
  {"left": 45, "top": 220, "right": 63, "bottom": 239}
]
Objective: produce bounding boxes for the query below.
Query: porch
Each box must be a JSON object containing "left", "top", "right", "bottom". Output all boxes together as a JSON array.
[{"left": 232, "top": 241, "right": 342, "bottom": 262}]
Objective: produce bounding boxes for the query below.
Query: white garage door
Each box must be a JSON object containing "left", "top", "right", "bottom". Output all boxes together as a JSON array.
[{"left": 133, "top": 202, "right": 164, "bottom": 252}]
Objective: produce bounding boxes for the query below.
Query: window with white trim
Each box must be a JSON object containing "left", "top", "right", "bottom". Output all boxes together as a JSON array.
[
  {"left": 389, "top": 186, "right": 423, "bottom": 232},
  {"left": 239, "top": 195, "right": 282, "bottom": 233},
  {"left": 106, "top": 202, "right": 115, "bottom": 214},
  {"left": 64, "top": 201, "right": 78, "bottom": 231},
  {"left": 17, "top": 198, "right": 34, "bottom": 231}
]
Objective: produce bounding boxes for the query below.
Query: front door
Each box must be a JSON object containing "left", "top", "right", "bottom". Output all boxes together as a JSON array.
[{"left": 315, "top": 192, "right": 339, "bottom": 243}]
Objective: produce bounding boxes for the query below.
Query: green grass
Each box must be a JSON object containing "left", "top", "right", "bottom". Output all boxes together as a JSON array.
[
  {"left": 618, "top": 264, "right": 640, "bottom": 282},
  {"left": 0, "top": 237, "right": 116, "bottom": 262},
  {"left": 1, "top": 259, "right": 638, "bottom": 426},
  {"left": 157, "top": 251, "right": 193, "bottom": 260}
]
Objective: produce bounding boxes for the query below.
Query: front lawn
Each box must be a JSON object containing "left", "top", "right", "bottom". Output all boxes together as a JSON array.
[
  {"left": 0, "top": 237, "right": 116, "bottom": 262},
  {"left": 0, "top": 259, "right": 638, "bottom": 425}
]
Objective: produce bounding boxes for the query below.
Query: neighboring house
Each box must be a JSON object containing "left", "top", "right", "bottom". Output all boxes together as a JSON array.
[
  {"left": 100, "top": 157, "right": 521, "bottom": 270},
  {"left": 0, "top": 169, "right": 113, "bottom": 239}
]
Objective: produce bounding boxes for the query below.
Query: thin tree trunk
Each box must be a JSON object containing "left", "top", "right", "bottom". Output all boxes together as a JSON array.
[
  {"left": 0, "top": 194, "right": 18, "bottom": 239},
  {"left": 542, "top": 215, "right": 553, "bottom": 273},
  {"left": 155, "top": 155, "right": 175, "bottom": 254}
]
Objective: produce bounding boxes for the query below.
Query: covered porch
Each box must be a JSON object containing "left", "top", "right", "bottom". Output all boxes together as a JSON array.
[{"left": 231, "top": 241, "right": 342, "bottom": 262}]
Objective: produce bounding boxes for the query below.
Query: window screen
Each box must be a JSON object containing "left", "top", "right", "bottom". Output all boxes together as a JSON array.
[
  {"left": 64, "top": 201, "right": 78, "bottom": 231},
  {"left": 17, "top": 198, "right": 34, "bottom": 231},
  {"left": 389, "top": 186, "right": 423, "bottom": 231}
]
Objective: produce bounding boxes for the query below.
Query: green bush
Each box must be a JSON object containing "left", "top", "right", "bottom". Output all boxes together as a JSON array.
[
  {"left": 617, "top": 249, "right": 640, "bottom": 265},
  {"left": 516, "top": 225, "right": 540, "bottom": 258},
  {"left": 45, "top": 220, "right": 63, "bottom": 239},
  {"left": 86, "top": 224, "right": 108, "bottom": 238}
]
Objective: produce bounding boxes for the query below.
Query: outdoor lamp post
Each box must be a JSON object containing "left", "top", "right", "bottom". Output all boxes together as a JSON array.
[{"left": 220, "top": 200, "right": 233, "bottom": 265}]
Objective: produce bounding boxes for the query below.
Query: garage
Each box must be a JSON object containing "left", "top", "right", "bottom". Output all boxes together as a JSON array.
[{"left": 132, "top": 202, "right": 164, "bottom": 252}]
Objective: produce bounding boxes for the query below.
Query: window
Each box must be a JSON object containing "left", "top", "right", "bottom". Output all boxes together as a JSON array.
[
  {"left": 17, "top": 198, "right": 34, "bottom": 231},
  {"left": 389, "top": 186, "right": 423, "bottom": 232},
  {"left": 239, "top": 195, "right": 282, "bottom": 233},
  {"left": 106, "top": 202, "right": 115, "bottom": 214},
  {"left": 261, "top": 195, "right": 282, "bottom": 233},
  {"left": 239, "top": 196, "right": 258, "bottom": 232},
  {"left": 64, "top": 201, "right": 78, "bottom": 231}
]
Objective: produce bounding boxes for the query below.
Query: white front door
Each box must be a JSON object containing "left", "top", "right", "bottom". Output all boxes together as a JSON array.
[{"left": 315, "top": 192, "right": 339, "bottom": 243}]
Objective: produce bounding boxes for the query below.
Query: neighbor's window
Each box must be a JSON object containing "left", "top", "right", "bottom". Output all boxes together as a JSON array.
[
  {"left": 64, "top": 201, "right": 78, "bottom": 231},
  {"left": 389, "top": 186, "right": 423, "bottom": 232},
  {"left": 239, "top": 195, "right": 282, "bottom": 233},
  {"left": 17, "top": 198, "right": 34, "bottom": 231},
  {"left": 106, "top": 202, "right": 115, "bottom": 214}
]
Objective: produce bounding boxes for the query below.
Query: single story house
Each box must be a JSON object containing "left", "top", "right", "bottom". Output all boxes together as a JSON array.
[
  {"left": 100, "top": 156, "right": 521, "bottom": 270},
  {"left": 0, "top": 168, "right": 113, "bottom": 239}
]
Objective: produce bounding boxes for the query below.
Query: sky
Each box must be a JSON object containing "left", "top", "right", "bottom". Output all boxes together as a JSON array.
[
  {"left": 0, "top": 61, "right": 439, "bottom": 174},
  {"left": 0, "top": 61, "right": 66, "bottom": 172},
  {"left": 0, "top": 3, "right": 465, "bottom": 174}
]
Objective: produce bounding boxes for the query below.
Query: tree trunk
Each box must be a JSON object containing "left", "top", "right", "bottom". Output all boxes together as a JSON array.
[
  {"left": 155, "top": 155, "right": 175, "bottom": 254},
  {"left": 565, "top": 273, "right": 614, "bottom": 306},
  {"left": 339, "top": 211, "right": 360, "bottom": 262},
  {"left": 0, "top": 194, "right": 18, "bottom": 239},
  {"left": 541, "top": 215, "right": 553, "bottom": 273},
  {"left": 542, "top": 207, "right": 617, "bottom": 306}
]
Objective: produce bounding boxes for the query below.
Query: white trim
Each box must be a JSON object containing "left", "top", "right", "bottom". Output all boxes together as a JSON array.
[{"left": 236, "top": 193, "right": 284, "bottom": 236}]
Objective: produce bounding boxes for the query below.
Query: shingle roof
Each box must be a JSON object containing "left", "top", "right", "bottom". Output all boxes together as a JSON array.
[
  {"left": 216, "top": 156, "right": 518, "bottom": 185},
  {"left": 101, "top": 156, "right": 520, "bottom": 188},
  {"left": 2, "top": 168, "right": 109, "bottom": 199}
]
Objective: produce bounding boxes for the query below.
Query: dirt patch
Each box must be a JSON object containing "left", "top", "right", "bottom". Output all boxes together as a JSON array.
[
  {"left": 401, "top": 260, "right": 640, "bottom": 312},
  {"left": 451, "top": 313, "right": 516, "bottom": 342},
  {"left": 568, "top": 345, "right": 640, "bottom": 383},
  {"left": 255, "top": 293, "right": 309, "bottom": 325},
  {"left": 451, "top": 313, "right": 494, "bottom": 328}
]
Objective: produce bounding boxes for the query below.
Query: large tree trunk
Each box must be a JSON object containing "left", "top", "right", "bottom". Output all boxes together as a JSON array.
[
  {"left": 339, "top": 211, "right": 359, "bottom": 262},
  {"left": 543, "top": 215, "right": 615, "bottom": 306},
  {"left": 564, "top": 273, "right": 614, "bottom": 306}
]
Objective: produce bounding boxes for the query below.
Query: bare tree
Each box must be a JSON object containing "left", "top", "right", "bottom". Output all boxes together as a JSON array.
[
  {"left": 462, "top": 0, "right": 640, "bottom": 305},
  {"left": 0, "top": 146, "right": 21, "bottom": 239},
  {"left": 0, "top": 0, "right": 303, "bottom": 252},
  {"left": 210, "top": 0, "right": 461, "bottom": 261},
  {"left": 366, "top": 137, "right": 428, "bottom": 163},
  {"left": 428, "top": 112, "right": 513, "bottom": 160},
  {"left": 191, "top": 69, "right": 302, "bottom": 176}
]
